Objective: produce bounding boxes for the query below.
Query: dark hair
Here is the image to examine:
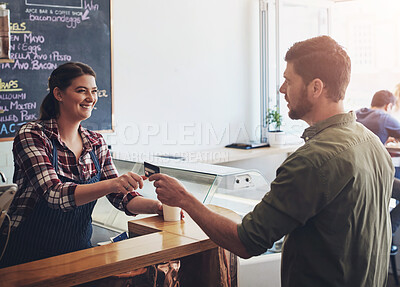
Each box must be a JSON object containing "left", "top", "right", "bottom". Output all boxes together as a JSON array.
[
  {"left": 284, "top": 35, "right": 351, "bottom": 102},
  {"left": 371, "top": 90, "right": 396, "bottom": 108},
  {"left": 39, "top": 62, "right": 96, "bottom": 120}
]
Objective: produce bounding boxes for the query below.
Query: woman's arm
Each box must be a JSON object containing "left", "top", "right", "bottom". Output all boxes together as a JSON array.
[
  {"left": 74, "top": 171, "right": 145, "bottom": 206},
  {"left": 126, "top": 196, "right": 162, "bottom": 215},
  {"left": 13, "top": 124, "right": 147, "bottom": 211}
]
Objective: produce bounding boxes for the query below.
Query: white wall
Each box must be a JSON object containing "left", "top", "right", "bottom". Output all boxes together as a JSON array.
[
  {"left": 104, "top": 0, "right": 261, "bottom": 160},
  {"left": 0, "top": 0, "right": 262, "bottom": 179}
]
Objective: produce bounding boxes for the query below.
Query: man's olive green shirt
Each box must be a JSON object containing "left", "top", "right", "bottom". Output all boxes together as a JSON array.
[{"left": 237, "top": 112, "right": 393, "bottom": 287}]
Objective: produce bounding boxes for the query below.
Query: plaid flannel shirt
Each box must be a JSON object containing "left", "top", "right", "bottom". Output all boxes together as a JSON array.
[{"left": 8, "top": 119, "right": 139, "bottom": 231}]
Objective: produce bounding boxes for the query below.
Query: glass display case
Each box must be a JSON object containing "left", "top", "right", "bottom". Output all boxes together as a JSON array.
[{"left": 92, "top": 159, "right": 270, "bottom": 233}]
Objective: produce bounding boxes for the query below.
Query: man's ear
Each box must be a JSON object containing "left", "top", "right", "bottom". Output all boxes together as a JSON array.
[{"left": 309, "top": 78, "right": 324, "bottom": 98}]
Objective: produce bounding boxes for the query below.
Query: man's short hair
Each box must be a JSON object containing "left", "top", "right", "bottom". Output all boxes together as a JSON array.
[
  {"left": 284, "top": 35, "right": 351, "bottom": 102},
  {"left": 371, "top": 90, "right": 396, "bottom": 108}
]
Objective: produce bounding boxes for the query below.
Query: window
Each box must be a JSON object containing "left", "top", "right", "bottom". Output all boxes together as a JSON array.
[
  {"left": 268, "top": 0, "right": 400, "bottom": 140},
  {"left": 331, "top": 1, "right": 400, "bottom": 114},
  {"left": 266, "top": 0, "right": 330, "bottom": 141}
]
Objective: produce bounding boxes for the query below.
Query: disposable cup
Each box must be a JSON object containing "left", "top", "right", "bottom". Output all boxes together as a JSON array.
[{"left": 163, "top": 204, "right": 181, "bottom": 221}]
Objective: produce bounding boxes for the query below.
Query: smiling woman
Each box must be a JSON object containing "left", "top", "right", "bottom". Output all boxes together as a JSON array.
[
  {"left": 0, "top": 62, "right": 163, "bottom": 268},
  {"left": 37, "top": 63, "right": 98, "bottom": 160}
]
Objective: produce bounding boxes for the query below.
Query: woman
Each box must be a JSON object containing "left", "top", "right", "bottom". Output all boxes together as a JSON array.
[
  {"left": 0, "top": 62, "right": 162, "bottom": 267},
  {"left": 393, "top": 83, "right": 400, "bottom": 118}
]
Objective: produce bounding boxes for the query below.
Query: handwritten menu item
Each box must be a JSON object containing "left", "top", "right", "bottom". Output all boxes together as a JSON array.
[{"left": 0, "top": 0, "right": 112, "bottom": 140}]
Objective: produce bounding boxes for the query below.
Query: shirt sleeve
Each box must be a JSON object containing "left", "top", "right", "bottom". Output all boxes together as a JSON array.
[
  {"left": 94, "top": 135, "right": 141, "bottom": 216},
  {"left": 237, "top": 200, "right": 300, "bottom": 256},
  {"left": 237, "top": 153, "right": 333, "bottom": 256},
  {"left": 385, "top": 115, "right": 400, "bottom": 140},
  {"left": 12, "top": 124, "right": 77, "bottom": 211},
  {"left": 97, "top": 136, "right": 119, "bottom": 181}
]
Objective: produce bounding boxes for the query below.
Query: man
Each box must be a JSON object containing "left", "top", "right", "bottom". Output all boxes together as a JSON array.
[
  {"left": 356, "top": 90, "right": 400, "bottom": 243},
  {"left": 356, "top": 90, "right": 400, "bottom": 144},
  {"left": 150, "top": 36, "right": 393, "bottom": 286}
]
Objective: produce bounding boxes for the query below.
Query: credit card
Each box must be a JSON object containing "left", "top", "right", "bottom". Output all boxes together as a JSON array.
[
  {"left": 111, "top": 231, "right": 128, "bottom": 243},
  {"left": 144, "top": 161, "right": 160, "bottom": 177}
]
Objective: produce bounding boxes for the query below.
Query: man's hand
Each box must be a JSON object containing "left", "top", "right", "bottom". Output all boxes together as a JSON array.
[
  {"left": 386, "top": 137, "right": 399, "bottom": 144},
  {"left": 148, "top": 174, "right": 188, "bottom": 208}
]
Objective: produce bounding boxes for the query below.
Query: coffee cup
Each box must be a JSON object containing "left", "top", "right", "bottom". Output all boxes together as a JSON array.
[{"left": 163, "top": 204, "right": 181, "bottom": 221}]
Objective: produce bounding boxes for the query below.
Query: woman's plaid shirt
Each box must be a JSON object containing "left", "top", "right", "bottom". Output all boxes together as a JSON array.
[{"left": 8, "top": 119, "right": 140, "bottom": 231}]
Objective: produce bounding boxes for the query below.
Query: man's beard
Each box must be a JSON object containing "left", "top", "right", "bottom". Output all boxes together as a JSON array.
[{"left": 288, "top": 87, "right": 313, "bottom": 120}]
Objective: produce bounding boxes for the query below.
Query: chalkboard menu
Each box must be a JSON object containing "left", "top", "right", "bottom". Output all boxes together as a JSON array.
[{"left": 0, "top": 0, "right": 112, "bottom": 141}]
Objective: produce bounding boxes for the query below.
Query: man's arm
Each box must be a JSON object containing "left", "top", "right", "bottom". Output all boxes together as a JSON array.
[
  {"left": 386, "top": 116, "right": 400, "bottom": 140},
  {"left": 149, "top": 174, "right": 251, "bottom": 258},
  {"left": 182, "top": 193, "right": 251, "bottom": 258}
]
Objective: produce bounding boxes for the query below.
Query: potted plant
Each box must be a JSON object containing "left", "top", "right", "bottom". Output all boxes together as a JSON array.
[{"left": 266, "top": 108, "right": 285, "bottom": 147}]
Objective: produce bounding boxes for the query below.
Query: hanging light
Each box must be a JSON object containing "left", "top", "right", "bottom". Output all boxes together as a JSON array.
[{"left": 0, "top": 2, "right": 13, "bottom": 63}]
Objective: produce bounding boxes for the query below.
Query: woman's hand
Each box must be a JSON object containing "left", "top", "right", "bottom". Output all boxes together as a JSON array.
[
  {"left": 111, "top": 172, "right": 144, "bottom": 195},
  {"left": 154, "top": 200, "right": 163, "bottom": 216}
]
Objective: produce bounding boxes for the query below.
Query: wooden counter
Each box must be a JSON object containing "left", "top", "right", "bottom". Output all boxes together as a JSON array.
[{"left": 0, "top": 205, "right": 240, "bottom": 287}]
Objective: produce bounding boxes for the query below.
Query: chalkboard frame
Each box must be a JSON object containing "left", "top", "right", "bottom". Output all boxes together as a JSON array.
[{"left": 0, "top": 0, "right": 114, "bottom": 142}]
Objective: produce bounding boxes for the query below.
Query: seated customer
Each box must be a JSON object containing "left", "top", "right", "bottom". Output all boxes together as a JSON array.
[
  {"left": 356, "top": 90, "right": 400, "bottom": 143},
  {"left": 356, "top": 90, "right": 400, "bottom": 248}
]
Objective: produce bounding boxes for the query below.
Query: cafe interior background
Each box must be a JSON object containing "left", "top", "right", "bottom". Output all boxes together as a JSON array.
[{"left": 1, "top": 0, "right": 400, "bottom": 285}]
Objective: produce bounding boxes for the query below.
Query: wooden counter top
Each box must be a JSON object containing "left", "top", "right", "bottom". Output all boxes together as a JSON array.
[
  {"left": 0, "top": 205, "right": 240, "bottom": 287},
  {"left": 129, "top": 204, "right": 241, "bottom": 241}
]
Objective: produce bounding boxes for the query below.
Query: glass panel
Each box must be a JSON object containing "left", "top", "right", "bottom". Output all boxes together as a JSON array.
[
  {"left": 92, "top": 159, "right": 271, "bottom": 231},
  {"left": 205, "top": 171, "right": 270, "bottom": 218}
]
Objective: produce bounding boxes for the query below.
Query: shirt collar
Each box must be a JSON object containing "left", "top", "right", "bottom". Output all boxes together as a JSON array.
[
  {"left": 43, "top": 118, "right": 62, "bottom": 143},
  {"left": 42, "top": 118, "right": 101, "bottom": 150},
  {"left": 301, "top": 111, "right": 356, "bottom": 142},
  {"left": 79, "top": 125, "right": 101, "bottom": 150}
]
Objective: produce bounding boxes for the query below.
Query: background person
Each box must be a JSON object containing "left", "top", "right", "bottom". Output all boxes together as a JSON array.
[
  {"left": 356, "top": 90, "right": 400, "bottom": 248},
  {"left": 355, "top": 90, "right": 400, "bottom": 144},
  {"left": 0, "top": 62, "right": 162, "bottom": 268},
  {"left": 150, "top": 36, "right": 393, "bottom": 286}
]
